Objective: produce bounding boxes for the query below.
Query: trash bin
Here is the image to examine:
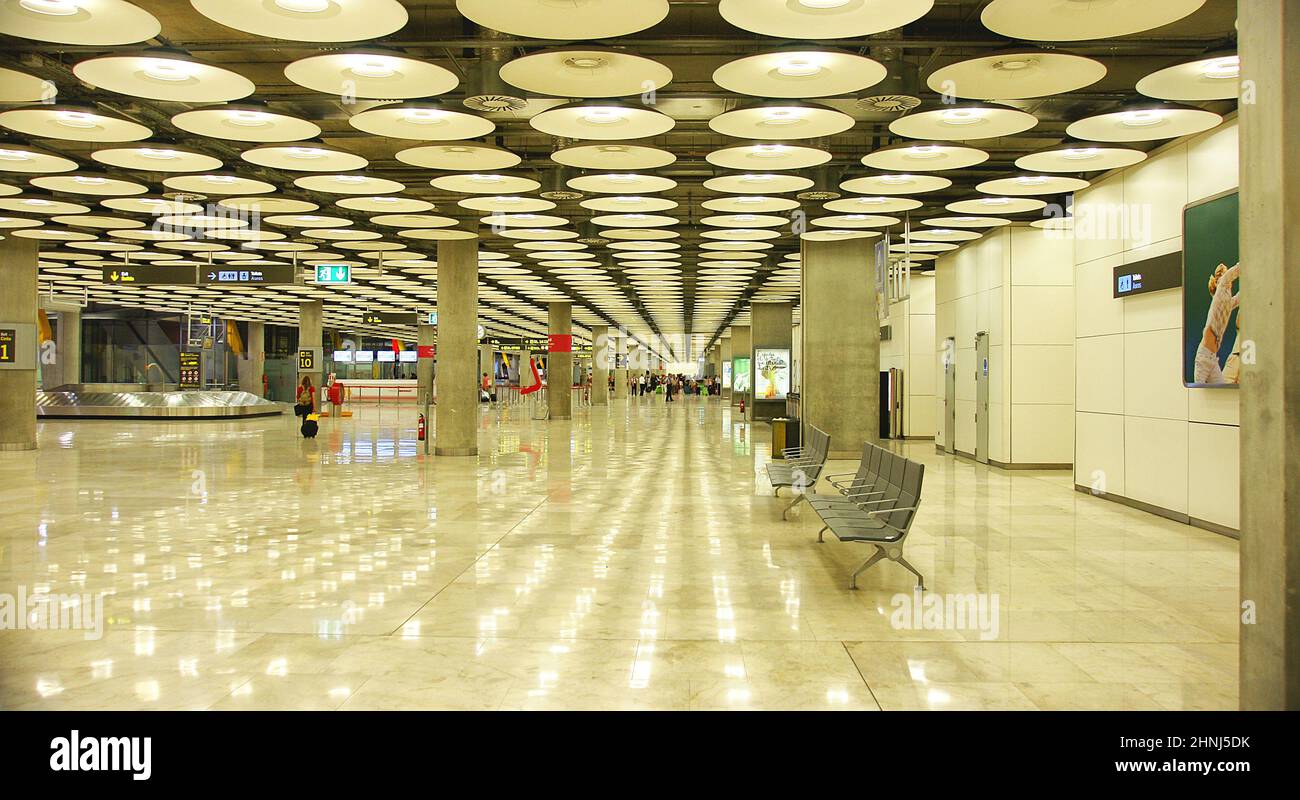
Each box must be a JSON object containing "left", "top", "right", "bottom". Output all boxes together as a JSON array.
[{"left": 772, "top": 417, "right": 789, "bottom": 458}]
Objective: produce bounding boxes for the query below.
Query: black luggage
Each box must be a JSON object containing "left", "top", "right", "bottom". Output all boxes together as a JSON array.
[{"left": 301, "top": 416, "right": 319, "bottom": 438}]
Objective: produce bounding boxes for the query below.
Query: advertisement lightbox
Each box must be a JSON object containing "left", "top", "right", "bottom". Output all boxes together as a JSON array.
[{"left": 754, "top": 348, "right": 791, "bottom": 400}]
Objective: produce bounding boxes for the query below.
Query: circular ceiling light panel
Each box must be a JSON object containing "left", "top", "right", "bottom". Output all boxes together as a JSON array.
[
  {"left": 946, "top": 196, "right": 1047, "bottom": 214},
  {"left": 706, "top": 143, "right": 831, "bottom": 171},
  {"left": 481, "top": 213, "right": 569, "bottom": 228},
  {"left": 396, "top": 143, "right": 519, "bottom": 171},
  {"left": 550, "top": 142, "right": 675, "bottom": 171},
  {"left": 0, "top": 105, "right": 150, "bottom": 142},
  {"left": 264, "top": 214, "right": 352, "bottom": 228},
  {"left": 976, "top": 174, "right": 1090, "bottom": 195},
  {"left": 1066, "top": 104, "right": 1222, "bottom": 142},
  {"left": 105, "top": 196, "right": 202, "bottom": 214},
  {"left": 567, "top": 173, "right": 676, "bottom": 194},
  {"left": 823, "top": 195, "right": 923, "bottom": 213},
  {"left": 840, "top": 173, "right": 952, "bottom": 195},
  {"left": 1136, "top": 55, "right": 1240, "bottom": 101},
  {"left": 499, "top": 48, "right": 672, "bottom": 98},
  {"left": 432, "top": 173, "right": 540, "bottom": 194},
  {"left": 0, "top": 66, "right": 54, "bottom": 103},
  {"left": 800, "top": 229, "right": 879, "bottom": 242},
  {"left": 888, "top": 104, "right": 1038, "bottom": 141},
  {"left": 709, "top": 101, "right": 856, "bottom": 140},
  {"left": 91, "top": 144, "right": 222, "bottom": 173},
  {"left": 811, "top": 213, "right": 899, "bottom": 229},
  {"left": 294, "top": 174, "right": 405, "bottom": 194},
  {"left": 891, "top": 241, "right": 955, "bottom": 253},
  {"left": 455, "top": 0, "right": 668, "bottom": 40},
  {"left": 0, "top": 195, "right": 89, "bottom": 215},
  {"left": 981, "top": 0, "right": 1207, "bottom": 42},
  {"left": 926, "top": 50, "right": 1106, "bottom": 100},
  {"left": 336, "top": 195, "right": 432, "bottom": 213},
  {"left": 580, "top": 195, "right": 677, "bottom": 213},
  {"left": 529, "top": 101, "right": 675, "bottom": 141},
  {"left": 602, "top": 228, "right": 678, "bottom": 240},
  {"left": 218, "top": 196, "right": 318, "bottom": 214},
  {"left": 702, "top": 196, "right": 801, "bottom": 213},
  {"left": 285, "top": 51, "right": 457, "bottom": 99},
  {"left": 460, "top": 196, "right": 556, "bottom": 213},
  {"left": 923, "top": 216, "right": 1010, "bottom": 229},
  {"left": 172, "top": 105, "right": 320, "bottom": 143},
  {"left": 31, "top": 174, "right": 147, "bottom": 196},
  {"left": 608, "top": 240, "right": 679, "bottom": 251},
  {"left": 592, "top": 214, "right": 677, "bottom": 228},
  {"left": 703, "top": 213, "right": 789, "bottom": 228},
  {"left": 164, "top": 173, "right": 276, "bottom": 195},
  {"left": 72, "top": 51, "right": 255, "bottom": 102},
  {"left": 907, "top": 228, "right": 981, "bottom": 242},
  {"left": 0, "top": 143, "right": 77, "bottom": 173},
  {"left": 702, "top": 228, "right": 782, "bottom": 241},
  {"left": 703, "top": 173, "right": 813, "bottom": 194},
  {"left": 241, "top": 144, "right": 368, "bottom": 172},
  {"left": 0, "top": 0, "right": 160, "bottom": 45},
  {"left": 1015, "top": 142, "right": 1148, "bottom": 172},
  {"left": 713, "top": 48, "right": 886, "bottom": 98},
  {"left": 349, "top": 102, "right": 495, "bottom": 141},
  {"left": 862, "top": 141, "right": 989, "bottom": 171},
  {"left": 497, "top": 228, "right": 575, "bottom": 241},
  {"left": 719, "top": 0, "right": 933, "bottom": 39},
  {"left": 1030, "top": 216, "right": 1074, "bottom": 231},
  {"left": 191, "top": 0, "right": 409, "bottom": 43}
]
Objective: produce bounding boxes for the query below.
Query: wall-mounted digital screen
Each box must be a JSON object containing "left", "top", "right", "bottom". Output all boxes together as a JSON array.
[
  {"left": 398, "top": 350, "right": 418, "bottom": 363},
  {"left": 354, "top": 350, "right": 374, "bottom": 363},
  {"left": 377, "top": 350, "right": 396, "bottom": 362},
  {"left": 754, "top": 349, "right": 791, "bottom": 400},
  {"left": 332, "top": 350, "right": 353, "bottom": 363}
]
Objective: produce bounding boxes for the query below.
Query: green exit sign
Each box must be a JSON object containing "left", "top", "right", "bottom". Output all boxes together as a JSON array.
[{"left": 314, "top": 264, "right": 351, "bottom": 285}]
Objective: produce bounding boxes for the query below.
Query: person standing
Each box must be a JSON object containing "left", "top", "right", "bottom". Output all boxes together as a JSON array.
[{"left": 294, "top": 376, "right": 316, "bottom": 422}]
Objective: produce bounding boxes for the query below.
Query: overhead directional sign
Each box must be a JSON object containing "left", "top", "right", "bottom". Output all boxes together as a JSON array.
[
  {"left": 101, "top": 265, "right": 198, "bottom": 286},
  {"left": 362, "top": 311, "right": 418, "bottom": 325},
  {"left": 200, "top": 264, "right": 296, "bottom": 285},
  {"left": 314, "top": 263, "right": 352, "bottom": 285}
]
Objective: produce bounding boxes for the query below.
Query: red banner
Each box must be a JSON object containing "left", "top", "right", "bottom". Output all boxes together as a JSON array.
[
  {"left": 548, "top": 334, "right": 573, "bottom": 353},
  {"left": 417, "top": 345, "right": 436, "bottom": 359}
]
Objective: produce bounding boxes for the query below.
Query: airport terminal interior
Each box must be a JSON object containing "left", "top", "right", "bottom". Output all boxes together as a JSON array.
[{"left": 0, "top": 0, "right": 1296, "bottom": 711}]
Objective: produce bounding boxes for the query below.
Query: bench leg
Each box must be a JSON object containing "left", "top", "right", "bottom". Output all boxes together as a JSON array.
[
  {"left": 849, "top": 548, "right": 887, "bottom": 590},
  {"left": 817, "top": 525, "right": 828, "bottom": 543},
  {"left": 896, "top": 555, "right": 926, "bottom": 591},
  {"left": 772, "top": 486, "right": 783, "bottom": 497},
  {"left": 781, "top": 492, "right": 806, "bottom": 520}
]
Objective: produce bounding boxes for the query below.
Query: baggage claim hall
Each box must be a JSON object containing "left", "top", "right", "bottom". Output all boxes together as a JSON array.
[{"left": 0, "top": 0, "right": 1295, "bottom": 713}]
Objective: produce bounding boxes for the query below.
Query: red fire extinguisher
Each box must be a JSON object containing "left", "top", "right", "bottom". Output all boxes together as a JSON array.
[
  {"left": 739, "top": 397, "right": 745, "bottom": 415},
  {"left": 417, "top": 413, "right": 426, "bottom": 441}
]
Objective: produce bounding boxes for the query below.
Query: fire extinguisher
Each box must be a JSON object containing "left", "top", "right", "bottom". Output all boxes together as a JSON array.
[
  {"left": 417, "top": 413, "right": 426, "bottom": 441},
  {"left": 739, "top": 397, "right": 745, "bottom": 415}
]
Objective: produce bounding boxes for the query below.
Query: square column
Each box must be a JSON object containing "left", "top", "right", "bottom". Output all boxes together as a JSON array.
[
  {"left": 237, "top": 321, "right": 263, "bottom": 395},
  {"left": 548, "top": 301, "right": 573, "bottom": 420},
  {"left": 802, "top": 237, "right": 879, "bottom": 457},
  {"left": 297, "top": 300, "right": 322, "bottom": 409},
  {"left": 0, "top": 236, "right": 38, "bottom": 451},
  {"left": 1239, "top": 0, "right": 1300, "bottom": 710},
  {"left": 417, "top": 322, "right": 436, "bottom": 405},
  {"left": 590, "top": 324, "right": 609, "bottom": 405},
  {"left": 730, "top": 325, "right": 751, "bottom": 407},
  {"left": 434, "top": 238, "right": 479, "bottom": 457},
  {"left": 720, "top": 335, "right": 732, "bottom": 400},
  {"left": 751, "top": 301, "right": 793, "bottom": 421},
  {"left": 613, "top": 334, "right": 628, "bottom": 399}
]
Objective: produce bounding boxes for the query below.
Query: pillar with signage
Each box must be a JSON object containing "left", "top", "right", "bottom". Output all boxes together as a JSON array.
[
  {"left": 0, "top": 236, "right": 38, "bottom": 451},
  {"left": 751, "top": 301, "right": 793, "bottom": 422},
  {"left": 613, "top": 333, "right": 628, "bottom": 399},
  {"left": 434, "top": 237, "right": 478, "bottom": 457},
  {"left": 1239, "top": 0, "right": 1300, "bottom": 711},
  {"left": 802, "top": 236, "right": 879, "bottom": 458},
  {"left": 730, "top": 325, "right": 751, "bottom": 408},
  {"left": 548, "top": 301, "right": 573, "bottom": 420},
  {"left": 590, "top": 324, "right": 609, "bottom": 406},
  {"left": 720, "top": 335, "right": 732, "bottom": 401},
  {"left": 417, "top": 321, "right": 436, "bottom": 405},
  {"left": 296, "top": 300, "right": 322, "bottom": 409},
  {"left": 238, "top": 321, "right": 264, "bottom": 395}
]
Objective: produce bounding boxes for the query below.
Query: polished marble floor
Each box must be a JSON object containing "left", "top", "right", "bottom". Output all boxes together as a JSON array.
[{"left": 0, "top": 395, "right": 1239, "bottom": 710}]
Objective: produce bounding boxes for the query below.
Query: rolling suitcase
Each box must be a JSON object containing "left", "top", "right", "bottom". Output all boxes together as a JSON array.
[{"left": 301, "top": 413, "right": 319, "bottom": 439}]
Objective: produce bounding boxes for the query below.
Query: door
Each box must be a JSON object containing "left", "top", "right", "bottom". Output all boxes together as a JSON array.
[
  {"left": 943, "top": 337, "right": 956, "bottom": 454},
  {"left": 975, "top": 331, "right": 990, "bottom": 464}
]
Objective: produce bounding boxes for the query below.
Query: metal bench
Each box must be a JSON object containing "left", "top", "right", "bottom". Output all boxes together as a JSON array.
[
  {"left": 767, "top": 425, "right": 830, "bottom": 518},
  {"left": 809, "top": 446, "right": 927, "bottom": 590}
]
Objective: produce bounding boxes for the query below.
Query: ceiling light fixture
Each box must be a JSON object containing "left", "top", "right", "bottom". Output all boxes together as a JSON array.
[
  {"left": 141, "top": 59, "right": 195, "bottom": 82},
  {"left": 275, "top": 0, "right": 330, "bottom": 12},
  {"left": 228, "top": 111, "right": 272, "bottom": 127},
  {"left": 1119, "top": 109, "right": 1166, "bottom": 127},
  {"left": 55, "top": 111, "right": 97, "bottom": 129},
  {"left": 18, "top": 0, "right": 79, "bottom": 15},
  {"left": 939, "top": 108, "right": 984, "bottom": 125},
  {"left": 1201, "top": 56, "right": 1240, "bottom": 80}
]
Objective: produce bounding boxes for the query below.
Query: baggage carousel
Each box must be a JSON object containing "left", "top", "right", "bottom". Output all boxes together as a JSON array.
[{"left": 37, "top": 384, "right": 287, "bottom": 420}]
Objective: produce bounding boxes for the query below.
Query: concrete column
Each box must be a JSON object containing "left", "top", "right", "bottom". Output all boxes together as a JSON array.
[
  {"left": 802, "top": 237, "right": 879, "bottom": 457},
  {"left": 591, "top": 324, "right": 609, "bottom": 405},
  {"left": 730, "top": 325, "right": 751, "bottom": 407},
  {"left": 434, "top": 238, "right": 478, "bottom": 457},
  {"left": 0, "top": 236, "right": 37, "bottom": 451},
  {"left": 238, "top": 321, "right": 263, "bottom": 395},
  {"left": 548, "top": 301, "right": 573, "bottom": 420},
  {"left": 297, "top": 300, "right": 322, "bottom": 409},
  {"left": 751, "top": 301, "right": 793, "bottom": 421},
  {"left": 613, "top": 334, "right": 628, "bottom": 399},
  {"left": 721, "top": 336, "right": 732, "bottom": 400},
  {"left": 479, "top": 343, "right": 493, "bottom": 388},
  {"left": 1239, "top": 0, "right": 1300, "bottom": 711},
  {"left": 417, "top": 322, "right": 435, "bottom": 405},
  {"left": 520, "top": 349, "right": 536, "bottom": 390}
]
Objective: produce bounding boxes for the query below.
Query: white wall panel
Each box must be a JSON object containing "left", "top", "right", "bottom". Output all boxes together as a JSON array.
[
  {"left": 1075, "top": 411, "right": 1125, "bottom": 496},
  {"left": 1011, "top": 345, "right": 1074, "bottom": 405},
  {"left": 1011, "top": 404, "right": 1074, "bottom": 464},
  {"left": 1122, "top": 144, "right": 1188, "bottom": 248},
  {"left": 1124, "top": 416, "right": 1190, "bottom": 514},
  {"left": 1012, "top": 285, "right": 1076, "bottom": 345},
  {"left": 1123, "top": 328, "right": 1189, "bottom": 420},
  {"left": 1075, "top": 333, "right": 1125, "bottom": 414},
  {"left": 1187, "top": 121, "right": 1239, "bottom": 202},
  {"left": 1075, "top": 254, "right": 1125, "bottom": 338},
  {"left": 1188, "top": 421, "right": 1240, "bottom": 529}
]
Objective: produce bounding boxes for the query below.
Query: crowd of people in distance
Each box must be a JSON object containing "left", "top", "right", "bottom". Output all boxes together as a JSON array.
[{"left": 619, "top": 371, "right": 721, "bottom": 402}]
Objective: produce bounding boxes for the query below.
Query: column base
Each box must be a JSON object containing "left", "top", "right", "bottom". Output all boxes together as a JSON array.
[
  {"left": 434, "top": 445, "right": 478, "bottom": 457},
  {"left": 0, "top": 442, "right": 37, "bottom": 452}
]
